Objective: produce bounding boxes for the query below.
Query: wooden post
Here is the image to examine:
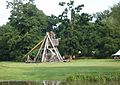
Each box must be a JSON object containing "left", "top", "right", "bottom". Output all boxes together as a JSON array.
[
  {"left": 35, "top": 35, "right": 47, "bottom": 62},
  {"left": 41, "top": 36, "right": 48, "bottom": 62},
  {"left": 47, "top": 32, "right": 63, "bottom": 62}
]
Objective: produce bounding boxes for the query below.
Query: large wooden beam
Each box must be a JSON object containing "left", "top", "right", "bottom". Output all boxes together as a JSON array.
[
  {"left": 35, "top": 35, "right": 47, "bottom": 61},
  {"left": 24, "top": 40, "right": 43, "bottom": 57},
  {"left": 41, "top": 36, "right": 48, "bottom": 62},
  {"left": 47, "top": 32, "right": 63, "bottom": 62}
]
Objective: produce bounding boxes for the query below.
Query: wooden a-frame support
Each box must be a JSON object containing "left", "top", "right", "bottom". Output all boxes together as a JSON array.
[{"left": 25, "top": 32, "right": 63, "bottom": 63}]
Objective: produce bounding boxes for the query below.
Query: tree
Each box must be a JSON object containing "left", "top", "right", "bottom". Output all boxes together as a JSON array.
[
  {"left": 46, "top": 14, "right": 59, "bottom": 32},
  {"left": 93, "top": 9, "right": 120, "bottom": 58},
  {"left": 58, "top": 0, "right": 95, "bottom": 57},
  {"left": 110, "top": 2, "right": 120, "bottom": 28},
  {"left": 108, "top": 2, "right": 120, "bottom": 54},
  {"left": 0, "top": 0, "right": 48, "bottom": 61},
  {"left": 58, "top": 0, "right": 120, "bottom": 58},
  {"left": 0, "top": 24, "right": 20, "bottom": 60}
]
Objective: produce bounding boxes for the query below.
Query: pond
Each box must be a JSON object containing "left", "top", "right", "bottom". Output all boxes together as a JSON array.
[{"left": 0, "top": 80, "right": 120, "bottom": 85}]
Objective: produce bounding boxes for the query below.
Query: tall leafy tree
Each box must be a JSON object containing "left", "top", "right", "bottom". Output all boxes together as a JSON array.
[
  {"left": 93, "top": 9, "right": 120, "bottom": 58},
  {"left": 108, "top": 2, "right": 120, "bottom": 53},
  {"left": 58, "top": 0, "right": 94, "bottom": 56},
  {"left": 0, "top": 24, "right": 20, "bottom": 60},
  {"left": 0, "top": 0, "right": 48, "bottom": 61}
]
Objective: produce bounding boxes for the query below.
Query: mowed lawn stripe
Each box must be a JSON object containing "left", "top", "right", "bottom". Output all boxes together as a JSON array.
[{"left": 0, "top": 59, "right": 120, "bottom": 80}]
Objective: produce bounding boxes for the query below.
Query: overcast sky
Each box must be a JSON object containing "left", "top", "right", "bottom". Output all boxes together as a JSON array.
[{"left": 0, "top": 0, "right": 120, "bottom": 26}]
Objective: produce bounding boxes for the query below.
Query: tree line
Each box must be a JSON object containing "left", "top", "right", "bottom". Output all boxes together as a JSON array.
[{"left": 0, "top": 0, "right": 120, "bottom": 61}]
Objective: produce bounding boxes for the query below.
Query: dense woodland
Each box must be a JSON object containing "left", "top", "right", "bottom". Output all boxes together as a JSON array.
[{"left": 0, "top": 0, "right": 120, "bottom": 61}]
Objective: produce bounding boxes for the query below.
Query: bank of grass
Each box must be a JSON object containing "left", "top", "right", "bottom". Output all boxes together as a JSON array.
[
  {"left": 0, "top": 59, "right": 120, "bottom": 81},
  {"left": 66, "top": 72, "right": 120, "bottom": 82}
]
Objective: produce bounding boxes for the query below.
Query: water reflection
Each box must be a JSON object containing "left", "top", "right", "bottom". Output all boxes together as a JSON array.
[
  {"left": 43, "top": 81, "right": 61, "bottom": 85},
  {"left": 0, "top": 81, "right": 39, "bottom": 85},
  {"left": 0, "top": 80, "right": 120, "bottom": 85}
]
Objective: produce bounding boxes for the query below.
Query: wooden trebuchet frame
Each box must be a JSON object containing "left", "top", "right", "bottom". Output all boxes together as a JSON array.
[{"left": 25, "top": 31, "right": 63, "bottom": 63}]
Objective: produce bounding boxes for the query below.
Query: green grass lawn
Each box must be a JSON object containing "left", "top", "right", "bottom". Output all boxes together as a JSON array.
[{"left": 0, "top": 59, "right": 120, "bottom": 81}]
